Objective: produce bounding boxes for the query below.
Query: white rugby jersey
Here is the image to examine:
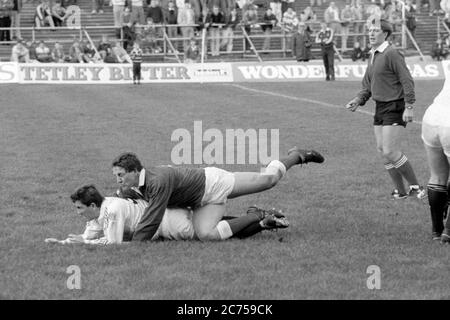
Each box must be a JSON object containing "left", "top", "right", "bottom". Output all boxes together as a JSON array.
[
  {"left": 423, "top": 76, "right": 450, "bottom": 127},
  {"left": 83, "top": 197, "right": 195, "bottom": 245}
]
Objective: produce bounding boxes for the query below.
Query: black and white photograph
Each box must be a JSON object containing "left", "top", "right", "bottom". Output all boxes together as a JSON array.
[{"left": 1, "top": 0, "right": 450, "bottom": 305}]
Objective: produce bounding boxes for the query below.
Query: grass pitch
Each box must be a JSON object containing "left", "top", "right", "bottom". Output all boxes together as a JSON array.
[{"left": 1, "top": 80, "right": 449, "bottom": 299}]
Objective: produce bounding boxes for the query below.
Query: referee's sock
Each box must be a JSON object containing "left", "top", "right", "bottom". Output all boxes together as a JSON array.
[
  {"left": 428, "top": 183, "right": 447, "bottom": 237},
  {"left": 384, "top": 162, "right": 406, "bottom": 195},
  {"left": 393, "top": 154, "right": 420, "bottom": 187}
]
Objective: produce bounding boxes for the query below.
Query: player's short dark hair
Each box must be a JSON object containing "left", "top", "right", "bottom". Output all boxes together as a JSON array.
[
  {"left": 112, "top": 152, "right": 143, "bottom": 172},
  {"left": 70, "top": 185, "right": 104, "bottom": 207}
]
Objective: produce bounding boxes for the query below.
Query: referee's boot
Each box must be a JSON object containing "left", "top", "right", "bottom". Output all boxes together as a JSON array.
[{"left": 288, "top": 147, "right": 325, "bottom": 164}]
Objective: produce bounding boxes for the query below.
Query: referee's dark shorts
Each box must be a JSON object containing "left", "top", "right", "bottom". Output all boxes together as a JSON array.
[{"left": 373, "top": 99, "right": 406, "bottom": 127}]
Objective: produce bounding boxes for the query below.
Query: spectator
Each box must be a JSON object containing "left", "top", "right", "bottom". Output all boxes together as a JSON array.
[
  {"left": 315, "top": 21, "right": 335, "bottom": 81},
  {"left": 112, "top": 41, "right": 133, "bottom": 62},
  {"left": 34, "top": 0, "right": 54, "bottom": 28},
  {"left": 223, "top": 0, "right": 236, "bottom": 16},
  {"left": 261, "top": 7, "right": 277, "bottom": 52},
  {"left": 405, "top": 0, "right": 417, "bottom": 47},
  {"left": 147, "top": 0, "right": 163, "bottom": 22},
  {"left": 351, "top": 0, "right": 365, "bottom": 44},
  {"left": 69, "top": 40, "right": 84, "bottom": 62},
  {"left": 241, "top": 4, "right": 258, "bottom": 52},
  {"left": 130, "top": 0, "right": 145, "bottom": 25},
  {"left": 52, "top": 0, "right": 66, "bottom": 27},
  {"left": 122, "top": 7, "right": 135, "bottom": 50},
  {"left": 431, "top": 38, "right": 449, "bottom": 60},
  {"left": 300, "top": 6, "right": 316, "bottom": 24},
  {"left": 350, "top": 41, "right": 364, "bottom": 61},
  {"left": 142, "top": 16, "right": 161, "bottom": 53},
  {"left": 10, "top": 0, "right": 21, "bottom": 40},
  {"left": 220, "top": 7, "right": 238, "bottom": 53},
  {"left": 111, "top": 0, "right": 126, "bottom": 38},
  {"left": 92, "top": 0, "right": 105, "bottom": 14},
  {"left": 51, "top": 41, "right": 69, "bottom": 62},
  {"left": 165, "top": 0, "right": 178, "bottom": 41},
  {"left": 25, "top": 40, "right": 37, "bottom": 61},
  {"left": 324, "top": 2, "right": 341, "bottom": 34},
  {"left": 310, "top": 0, "right": 322, "bottom": 8},
  {"left": 189, "top": 0, "right": 202, "bottom": 22},
  {"left": 35, "top": 40, "right": 52, "bottom": 62},
  {"left": 205, "top": 5, "right": 224, "bottom": 56},
  {"left": 384, "top": 3, "right": 402, "bottom": 45},
  {"left": 281, "top": 6, "right": 297, "bottom": 33},
  {"left": 82, "top": 40, "right": 101, "bottom": 63},
  {"left": 0, "top": 0, "right": 13, "bottom": 43},
  {"left": 178, "top": 1, "right": 196, "bottom": 50},
  {"left": 442, "top": 0, "right": 450, "bottom": 19},
  {"left": 10, "top": 39, "right": 30, "bottom": 62},
  {"left": 184, "top": 36, "right": 199, "bottom": 62},
  {"left": 97, "top": 34, "right": 112, "bottom": 59},
  {"left": 130, "top": 41, "right": 143, "bottom": 84},
  {"left": 292, "top": 22, "right": 312, "bottom": 62},
  {"left": 270, "top": 0, "right": 282, "bottom": 22},
  {"left": 340, "top": 4, "right": 353, "bottom": 52},
  {"left": 430, "top": 0, "right": 443, "bottom": 15}
]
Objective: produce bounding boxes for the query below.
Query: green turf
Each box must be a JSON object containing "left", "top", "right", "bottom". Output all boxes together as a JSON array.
[{"left": 1, "top": 80, "right": 449, "bottom": 299}]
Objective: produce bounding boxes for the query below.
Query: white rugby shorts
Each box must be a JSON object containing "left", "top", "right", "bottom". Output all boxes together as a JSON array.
[{"left": 200, "top": 167, "right": 235, "bottom": 206}]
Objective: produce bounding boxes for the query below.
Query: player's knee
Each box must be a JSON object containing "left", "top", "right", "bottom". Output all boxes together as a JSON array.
[
  {"left": 195, "top": 229, "right": 221, "bottom": 241},
  {"left": 381, "top": 149, "right": 398, "bottom": 161}
]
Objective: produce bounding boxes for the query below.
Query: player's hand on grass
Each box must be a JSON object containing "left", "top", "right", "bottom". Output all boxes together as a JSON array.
[
  {"left": 403, "top": 105, "right": 414, "bottom": 122},
  {"left": 44, "top": 238, "right": 61, "bottom": 244},
  {"left": 345, "top": 97, "right": 361, "bottom": 112}
]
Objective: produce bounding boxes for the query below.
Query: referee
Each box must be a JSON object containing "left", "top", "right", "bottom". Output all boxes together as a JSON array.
[{"left": 345, "top": 18, "right": 425, "bottom": 200}]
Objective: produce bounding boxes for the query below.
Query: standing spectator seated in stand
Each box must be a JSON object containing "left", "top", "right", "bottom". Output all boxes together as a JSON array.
[
  {"left": 282, "top": 6, "right": 297, "bottom": 51},
  {"left": 0, "top": 0, "right": 13, "bottom": 43},
  {"left": 69, "top": 40, "right": 84, "bottom": 62},
  {"left": 270, "top": 0, "right": 282, "bottom": 23},
  {"left": 97, "top": 35, "right": 113, "bottom": 60},
  {"left": 292, "top": 22, "right": 312, "bottom": 62},
  {"left": 34, "top": 0, "right": 55, "bottom": 28},
  {"left": 350, "top": 41, "right": 365, "bottom": 61},
  {"left": 351, "top": 0, "right": 365, "bottom": 44},
  {"left": 142, "top": 16, "right": 161, "bottom": 52},
  {"left": 204, "top": 5, "right": 224, "bottom": 56},
  {"left": 25, "top": 40, "right": 37, "bottom": 61},
  {"left": 92, "top": 0, "right": 105, "bottom": 14},
  {"left": 146, "top": 0, "right": 163, "bottom": 50},
  {"left": 10, "top": 0, "right": 21, "bottom": 41},
  {"left": 340, "top": 4, "right": 354, "bottom": 52},
  {"left": 324, "top": 1, "right": 341, "bottom": 34},
  {"left": 112, "top": 40, "right": 133, "bottom": 62},
  {"left": 178, "top": 1, "right": 196, "bottom": 51},
  {"left": 261, "top": 7, "right": 277, "bottom": 52},
  {"left": 300, "top": 6, "right": 316, "bottom": 33},
  {"left": 10, "top": 39, "right": 30, "bottom": 62},
  {"left": 242, "top": 4, "right": 259, "bottom": 52},
  {"left": 220, "top": 7, "right": 238, "bottom": 53},
  {"left": 51, "top": 41, "right": 69, "bottom": 62},
  {"left": 110, "top": 0, "right": 126, "bottom": 38},
  {"left": 35, "top": 40, "right": 52, "bottom": 62},
  {"left": 52, "top": 0, "right": 66, "bottom": 27},
  {"left": 164, "top": 0, "right": 178, "bottom": 47},
  {"left": 431, "top": 37, "right": 449, "bottom": 60},
  {"left": 122, "top": 7, "right": 135, "bottom": 50},
  {"left": 404, "top": 0, "right": 417, "bottom": 48},
  {"left": 130, "top": 0, "right": 145, "bottom": 25},
  {"left": 184, "top": 36, "right": 199, "bottom": 62}
]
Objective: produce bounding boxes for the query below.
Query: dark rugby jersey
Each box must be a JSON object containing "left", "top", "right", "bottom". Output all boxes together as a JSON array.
[
  {"left": 357, "top": 42, "right": 415, "bottom": 105},
  {"left": 132, "top": 166, "right": 206, "bottom": 241}
]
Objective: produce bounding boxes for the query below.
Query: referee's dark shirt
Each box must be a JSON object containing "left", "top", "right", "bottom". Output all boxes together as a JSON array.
[{"left": 357, "top": 41, "right": 415, "bottom": 105}]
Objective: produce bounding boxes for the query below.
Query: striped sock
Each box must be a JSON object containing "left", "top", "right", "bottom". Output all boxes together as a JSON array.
[
  {"left": 393, "top": 154, "right": 419, "bottom": 187},
  {"left": 428, "top": 183, "right": 447, "bottom": 236},
  {"left": 384, "top": 162, "right": 406, "bottom": 194}
]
